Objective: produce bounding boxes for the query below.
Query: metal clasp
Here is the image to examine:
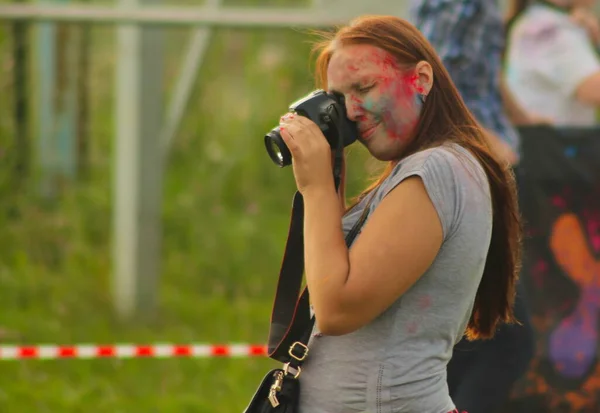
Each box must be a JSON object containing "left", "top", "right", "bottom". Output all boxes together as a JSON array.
[{"left": 268, "top": 370, "right": 284, "bottom": 407}]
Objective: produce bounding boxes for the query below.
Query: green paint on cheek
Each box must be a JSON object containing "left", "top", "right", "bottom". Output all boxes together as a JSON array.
[{"left": 362, "top": 97, "right": 377, "bottom": 112}]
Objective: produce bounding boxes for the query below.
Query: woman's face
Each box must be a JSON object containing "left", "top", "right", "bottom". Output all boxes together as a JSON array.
[{"left": 327, "top": 44, "right": 430, "bottom": 161}]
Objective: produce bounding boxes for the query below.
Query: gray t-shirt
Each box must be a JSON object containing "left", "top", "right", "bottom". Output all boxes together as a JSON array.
[{"left": 298, "top": 144, "right": 493, "bottom": 413}]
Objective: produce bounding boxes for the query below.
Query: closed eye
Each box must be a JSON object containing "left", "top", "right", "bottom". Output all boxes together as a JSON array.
[{"left": 357, "top": 83, "right": 376, "bottom": 94}]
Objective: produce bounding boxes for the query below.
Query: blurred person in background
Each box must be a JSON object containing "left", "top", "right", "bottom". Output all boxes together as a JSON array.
[
  {"left": 505, "top": 0, "right": 600, "bottom": 126},
  {"left": 409, "top": 0, "right": 539, "bottom": 412},
  {"left": 277, "top": 15, "right": 522, "bottom": 413}
]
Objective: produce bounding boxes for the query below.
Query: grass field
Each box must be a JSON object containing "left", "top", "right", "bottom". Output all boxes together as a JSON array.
[{"left": 0, "top": 1, "right": 376, "bottom": 411}]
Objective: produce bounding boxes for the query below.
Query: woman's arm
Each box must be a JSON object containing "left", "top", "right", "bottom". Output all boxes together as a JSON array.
[
  {"left": 278, "top": 114, "right": 443, "bottom": 336},
  {"left": 302, "top": 176, "right": 443, "bottom": 336}
]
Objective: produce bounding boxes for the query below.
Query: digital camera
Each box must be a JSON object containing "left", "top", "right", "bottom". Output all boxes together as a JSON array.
[{"left": 264, "top": 90, "right": 359, "bottom": 167}]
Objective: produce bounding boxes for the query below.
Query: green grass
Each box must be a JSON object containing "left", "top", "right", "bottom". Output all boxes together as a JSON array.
[{"left": 0, "top": 2, "right": 376, "bottom": 411}]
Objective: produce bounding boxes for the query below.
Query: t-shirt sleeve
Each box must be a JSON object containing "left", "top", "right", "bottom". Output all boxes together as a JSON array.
[
  {"left": 377, "top": 147, "right": 490, "bottom": 241},
  {"left": 532, "top": 26, "right": 600, "bottom": 97}
]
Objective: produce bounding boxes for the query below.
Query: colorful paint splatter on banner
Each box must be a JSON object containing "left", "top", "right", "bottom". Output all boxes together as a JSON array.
[{"left": 502, "top": 126, "right": 600, "bottom": 413}]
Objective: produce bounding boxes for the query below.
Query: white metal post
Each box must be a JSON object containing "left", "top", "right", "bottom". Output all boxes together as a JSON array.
[{"left": 114, "top": 0, "right": 164, "bottom": 320}]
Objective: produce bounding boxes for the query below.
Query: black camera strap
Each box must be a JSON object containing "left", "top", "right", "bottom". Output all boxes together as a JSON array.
[
  {"left": 266, "top": 146, "right": 374, "bottom": 375},
  {"left": 332, "top": 128, "right": 345, "bottom": 190}
]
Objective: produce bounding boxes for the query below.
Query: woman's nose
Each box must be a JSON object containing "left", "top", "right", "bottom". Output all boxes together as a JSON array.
[{"left": 345, "top": 99, "right": 364, "bottom": 122}]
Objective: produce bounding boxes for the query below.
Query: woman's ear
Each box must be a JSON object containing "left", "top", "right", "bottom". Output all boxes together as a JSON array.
[{"left": 415, "top": 61, "right": 434, "bottom": 96}]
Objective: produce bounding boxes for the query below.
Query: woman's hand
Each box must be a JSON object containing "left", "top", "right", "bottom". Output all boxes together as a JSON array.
[{"left": 279, "top": 113, "right": 335, "bottom": 195}]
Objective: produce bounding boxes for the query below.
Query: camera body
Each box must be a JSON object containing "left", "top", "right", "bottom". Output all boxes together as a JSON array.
[{"left": 264, "top": 89, "right": 359, "bottom": 167}]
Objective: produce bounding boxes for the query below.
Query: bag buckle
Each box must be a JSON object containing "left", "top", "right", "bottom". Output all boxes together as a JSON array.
[{"left": 288, "top": 341, "right": 309, "bottom": 361}]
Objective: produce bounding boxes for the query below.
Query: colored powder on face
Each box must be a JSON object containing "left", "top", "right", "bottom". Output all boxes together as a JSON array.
[
  {"left": 350, "top": 71, "right": 422, "bottom": 139},
  {"left": 377, "top": 72, "right": 423, "bottom": 140},
  {"left": 362, "top": 98, "right": 376, "bottom": 112},
  {"left": 327, "top": 45, "right": 424, "bottom": 142}
]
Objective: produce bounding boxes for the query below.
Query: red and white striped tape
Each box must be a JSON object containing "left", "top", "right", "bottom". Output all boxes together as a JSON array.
[{"left": 0, "top": 344, "right": 268, "bottom": 360}]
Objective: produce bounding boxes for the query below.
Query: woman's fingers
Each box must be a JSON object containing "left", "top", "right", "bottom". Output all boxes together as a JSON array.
[{"left": 279, "top": 124, "right": 300, "bottom": 156}]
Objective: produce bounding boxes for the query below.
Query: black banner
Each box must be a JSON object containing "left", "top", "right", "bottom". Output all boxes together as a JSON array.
[{"left": 505, "top": 126, "right": 600, "bottom": 413}]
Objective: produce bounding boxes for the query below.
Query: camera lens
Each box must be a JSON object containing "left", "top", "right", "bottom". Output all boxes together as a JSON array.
[{"left": 264, "top": 127, "right": 292, "bottom": 167}]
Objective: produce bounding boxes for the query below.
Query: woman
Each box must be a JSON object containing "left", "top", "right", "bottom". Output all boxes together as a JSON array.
[
  {"left": 505, "top": 0, "right": 600, "bottom": 126},
  {"left": 277, "top": 15, "right": 522, "bottom": 413}
]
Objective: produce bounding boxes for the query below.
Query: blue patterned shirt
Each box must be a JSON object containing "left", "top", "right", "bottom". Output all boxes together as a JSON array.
[{"left": 410, "top": 0, "right": 520, "bottom": 153}]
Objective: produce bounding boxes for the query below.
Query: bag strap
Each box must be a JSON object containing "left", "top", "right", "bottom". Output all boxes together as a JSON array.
[{"left": 266, "top": 181, "right": 376, "bottom": 369}]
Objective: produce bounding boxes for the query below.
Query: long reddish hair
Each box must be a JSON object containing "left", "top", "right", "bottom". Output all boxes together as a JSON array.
[{"left": 311, "top": 15, "right": 522, "bottom": 340}]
